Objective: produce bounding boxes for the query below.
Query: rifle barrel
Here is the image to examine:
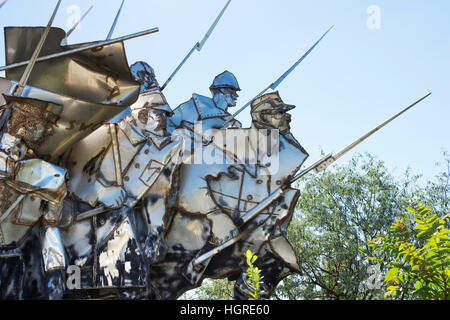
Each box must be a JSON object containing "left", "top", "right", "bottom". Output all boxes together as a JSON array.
[
  {"left": 107, "top": 0, "right": 125, "bottom": 40},
  {"left": 220, "top": 26, "right": 334, "bottom": 129},
  {"left": 16, "top": 0, "right": 62, "bottom": 92},
  {"left": 62, "top": 5, "right": 94, "bottom": 44},
  {"left": 195, "top": 93, "right": 432, "bottom": 264},
  {"left": 161, "top": 0, "right": 231, "bottom": 91}
]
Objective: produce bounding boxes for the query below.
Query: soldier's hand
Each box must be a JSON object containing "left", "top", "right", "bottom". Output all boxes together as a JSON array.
[{"left": 98, "top": 185, "right": 127, "bottom": 209}]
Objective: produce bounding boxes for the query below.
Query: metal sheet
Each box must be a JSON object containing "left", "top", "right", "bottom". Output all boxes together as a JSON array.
[
  {"left": 0, "top": 77, "right": 137, "bottom": 160},
  {"left": 5, "top": 27, "right": 140, "bottom": 105}
]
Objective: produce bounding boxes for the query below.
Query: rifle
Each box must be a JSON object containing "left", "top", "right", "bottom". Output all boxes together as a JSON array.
[
  {"left": 160, "top": 0, "right": 232, "bottom": 91},
  {"left": 220, "top": 25, "right": 334, "bottom": 129},
  {"left": 61, "top": 5, "right": 94, "bottom": 45},
  {"left": 184, "top": 92, "right": 432, "bottom": 284},
  {"left": 106, "top": 0, "right": 125, "bottom": 40}
]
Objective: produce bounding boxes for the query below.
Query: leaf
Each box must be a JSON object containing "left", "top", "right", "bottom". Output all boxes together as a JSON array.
[
  {"left": 385, "top": 268, "right": 400, "bottom": 282},
  {"left": 387, "top": 286, "right": 399, "bottom": 292},
  {"left": 406, "top": 207, "right": 416, "bottom": 214},
  {"left": 414, "top": 281, "right": 423, "bottom": 290},
  {"left": 411, "top": 265, "right": 420, "bottom": 271}
]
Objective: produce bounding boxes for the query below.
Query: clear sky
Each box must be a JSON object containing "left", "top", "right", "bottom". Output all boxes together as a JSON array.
[{"left": 0, "top": 0, "right": 448, "bottom": 184}]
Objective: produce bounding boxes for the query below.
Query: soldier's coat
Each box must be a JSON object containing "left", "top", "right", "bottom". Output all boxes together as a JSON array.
[
  {"left": 59, "top": 117, "right": 183, "bottom": 290},
  {"left": 169, "top": 93, "right": 241, "bottom": 131}
]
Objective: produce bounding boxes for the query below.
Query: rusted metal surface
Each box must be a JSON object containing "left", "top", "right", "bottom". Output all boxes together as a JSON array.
[{"left": 0, "top": 21, "right": 152, "bottom": 300}]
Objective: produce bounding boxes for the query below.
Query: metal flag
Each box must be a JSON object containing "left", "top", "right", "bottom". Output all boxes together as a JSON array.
[
  {"left": 0, "top": 27, "right": 159, "bottom": 73},
  {"left": 160, "top": 0, "right": 232, "bottom": 91},
  {"left": 190, "top": 92, "right": 432, "bottom": 271},
  {"left": 220, "top": 25, "right": 334, "bottom": 129},
  {"left": 106, "top": 0, "right": 125, "bottom": 40},
  {"left": 1, "top": 23, "right": 156, "bottom": 160},
  {"left": 0, "top": 0, "right": 62, "bottom": 133},
  {"left": 61, "top": 5, "right": 94, "bottom": 45},
  {"left": 14, "top": 0, "right": 62, "bottom": 96}
]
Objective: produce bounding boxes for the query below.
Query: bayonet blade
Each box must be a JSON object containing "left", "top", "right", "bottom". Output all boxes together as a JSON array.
[
  {"left": 221, "top": 25, "right": 334, "bottom": 128},
  {"left": 197, "top": 0, "right": 231, "bottom": 51},
  {"left": 107, "top": 0, "right": 125, "bottom": 40},
  {"left": 15, "top": 0, "right": 62, "bottom": 95},
  {"left": 271, "top": 25, "right": 334, "bottom": 90},
  {"left": 62, "top": 5, "right": 94, "bottom": 45},
  {"left": 0, "top": 0, "right": 8, "bottom": 9},
  {"left": 161, "top": 0, "right": 232, "bottom": 90},
  {"left": 291, "top": 92, "right": 432, "bottom": 183},
  {"left": 329, "top": 93, "right": 432, "bottom": 164}
]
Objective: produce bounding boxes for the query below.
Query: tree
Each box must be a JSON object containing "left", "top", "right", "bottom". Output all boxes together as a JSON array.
[
  {"left": 275, "top": 153, "right": 419, "bottom": 300},
  {"left": 366, "top": 203, "right": 449, "bottom": 300},
  {"left": 190, "top": 279, "right": 235, "bottom": 300},
  {"left": 419, "top": 151, "right": 449, "bottom": 215},
  {"left": 188, "top": 152, "right": 448, "bottom": 300}
]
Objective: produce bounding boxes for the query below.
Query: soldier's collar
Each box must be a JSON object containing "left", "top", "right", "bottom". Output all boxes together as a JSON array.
[
  {"left": 144, "top": 131, "right": 172, "bottom": 150},
  {"left": 192, "top": 93, "right": 230, "bottom": 119},
  {"left": 119, "top": 118, "right": 147, "bottom": 146}
]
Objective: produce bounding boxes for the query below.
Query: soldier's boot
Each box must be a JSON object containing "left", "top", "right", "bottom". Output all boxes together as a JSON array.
[
  {"left": 0, "top": 244, "right": 24, "bottom": 300},
  {"left": 45, "top": 269, "right": 65, "bottom": 300},
  {"left": 144, "top": 225, "right": 168, "bottom": 265},
  {"left": 40, "top": 226, "right": 67, "bottom": 300}
]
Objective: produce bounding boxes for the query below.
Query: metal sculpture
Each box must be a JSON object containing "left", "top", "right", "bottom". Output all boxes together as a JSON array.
[
  {"left": 168, "top": 70, "right": 242, "bottom": 132},
  {"left": 0, "top": 2, "right": 432, "bottom": 301},
  {"left": 0, "top": 5, "right": 157, "bottom": 299}
]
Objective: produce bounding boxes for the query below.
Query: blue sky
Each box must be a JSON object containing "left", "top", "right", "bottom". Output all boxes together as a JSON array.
[{"left": 0, "top": 0, "right": 448, "bottom": 183}]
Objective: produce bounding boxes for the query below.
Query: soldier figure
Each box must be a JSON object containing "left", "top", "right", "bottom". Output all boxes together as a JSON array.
[
  {"left": 169, "top": 70, "right": 242, "bottom": 132},
  {"left": 63, "top": 62, "right": 184, "bottom": 292},
  {"left": 0, "top": 95, "right": 67, "bottom": 299}
]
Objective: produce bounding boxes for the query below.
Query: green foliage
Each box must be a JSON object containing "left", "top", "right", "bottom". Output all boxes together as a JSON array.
[
  {"left": 245, "top": 249, "right": 263, "bottom": 300},
  {"left": 366, "top": 203, "right": 450, "bottom": 300},
  {"left": 193, "top": 278, "right": 235, "bottom": 300},
  {"left": 277, "top": 153, "right": 416, "bottom": 300},
  {"left": 417, "top": 151, "right": 449, "bottom": 216},
  {"left": 189, "top": 151, "right": 449, "bottom": 300}
]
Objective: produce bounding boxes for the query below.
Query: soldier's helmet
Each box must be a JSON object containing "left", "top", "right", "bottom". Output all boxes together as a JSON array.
[
  {"left": 209, "top": 70, "right": 240, "bottom": 91},
  {"left": 130, "top": 61, "right": 159, "bottom": 92},
  {"left": 251, "top": 91, "right": 295, "bottom": 114},
  {"left": 250, "top": 91, "right": 295, "bottom": 131},
  {"left": 148, "top": 103, "right": 173, "bottom": 117},
  {"left": 130, "top": 91, "right": 173, "bottom": 117}
]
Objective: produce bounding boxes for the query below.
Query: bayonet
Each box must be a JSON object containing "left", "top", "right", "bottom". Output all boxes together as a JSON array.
[
  {"left": 61, "top": 5, "right": 94, "bottom": 45},
  {"left": 220, "top": 25, "right": 334, "bottom": 129},
  {"left": 187, "top": 93, "right": 432, "bottom": 278},
  {"left": 106, "top": 0, "right": 125, "bottom": 40},
  {"left": 290, "top": 92, "right": 432, "bottom": 182},
  {"left": 160, "top": 0, "right": 232, "bottom": 91},
  {"left": 14, "top": 0, "right": 62, "bottom": 96},
  {"left": 0, "top": 27, "right": 159, "bottom": 73}
]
